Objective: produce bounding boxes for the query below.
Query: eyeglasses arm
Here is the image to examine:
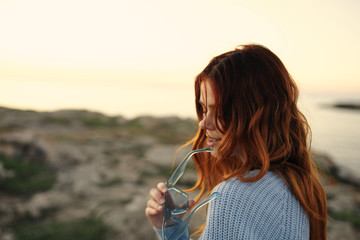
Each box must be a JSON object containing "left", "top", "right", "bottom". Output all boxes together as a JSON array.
[{"left": 167, "top": 148, "right": 213, "bottom": 187}]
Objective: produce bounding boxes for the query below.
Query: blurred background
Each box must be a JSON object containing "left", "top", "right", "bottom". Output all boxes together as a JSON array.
[
  {"left": 0, "top": 0, "right": 360, "bottom": 239},
  {"left": 1, "top": 0, "right": 360, "bottom": 171}
]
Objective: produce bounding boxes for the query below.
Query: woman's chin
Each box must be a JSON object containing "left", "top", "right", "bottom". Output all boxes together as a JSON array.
[
  {"left": 205, "top": 138, "right": 221, "bottom": 157},
  {"left": 209, "top": 146, "right": 219, "bottom": 157}
]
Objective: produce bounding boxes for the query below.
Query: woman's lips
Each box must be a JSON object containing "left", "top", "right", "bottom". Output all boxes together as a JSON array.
[{"left": 206, "top": 135, "right": 221, "bottom": 147}]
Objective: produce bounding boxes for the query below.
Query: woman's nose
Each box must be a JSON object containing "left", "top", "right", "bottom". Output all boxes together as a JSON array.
[{"left": 199, "top": 113, "right": 215, "bottom": 130}]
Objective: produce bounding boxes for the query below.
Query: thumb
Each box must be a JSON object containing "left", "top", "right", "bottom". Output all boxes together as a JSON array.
[{"left": 188, "top": 199, "right": 195, "bottom": 208}]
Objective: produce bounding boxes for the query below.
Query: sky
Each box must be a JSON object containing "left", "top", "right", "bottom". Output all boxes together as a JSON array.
[{"left": 0, "top": 0, "right": 359, "bottom": 118}]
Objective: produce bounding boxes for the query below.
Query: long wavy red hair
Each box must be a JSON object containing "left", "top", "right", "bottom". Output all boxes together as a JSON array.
[{"left": 185, "top": 44, "right": 327, "bottom": 239}]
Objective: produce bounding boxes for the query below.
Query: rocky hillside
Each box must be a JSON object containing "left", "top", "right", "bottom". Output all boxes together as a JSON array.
[{"left": 0, "top": 106, "right": 359, "bottom": 240}]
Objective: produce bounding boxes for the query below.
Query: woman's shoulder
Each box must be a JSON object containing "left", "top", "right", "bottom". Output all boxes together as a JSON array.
[
  {"left": 211, "top": 170, "right": 307, "bottom": 222},
  {"left": 213, "top": 170, "right": 289, "bottom": 199}
]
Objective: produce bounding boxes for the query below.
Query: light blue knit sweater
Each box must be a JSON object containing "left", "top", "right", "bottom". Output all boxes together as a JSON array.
[{"left": 155, "top": 171, "right": 310, "bottom": 240}]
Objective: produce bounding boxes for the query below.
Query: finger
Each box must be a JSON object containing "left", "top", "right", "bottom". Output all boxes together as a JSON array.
[
  {"left": 145, "top": 206, "right": 160, "bottom": 216},
  {"left": 147, "top": 199, "right": 164, "bottom": 212},
  {"left": 150, "top": 188, "right": 165, "bottom": 204},
  {"left": 157, "top": 182, "right": 168, "bottom": 193}
]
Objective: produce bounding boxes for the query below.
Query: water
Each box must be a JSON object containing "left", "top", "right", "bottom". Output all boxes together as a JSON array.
[{"left": 299, "top": 92, "right": 360, "bottom": 174}]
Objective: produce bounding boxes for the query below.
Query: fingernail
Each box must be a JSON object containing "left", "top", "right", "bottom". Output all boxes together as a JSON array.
[{"left": 160, "top": 198, "right": 165, "bottom": 204}]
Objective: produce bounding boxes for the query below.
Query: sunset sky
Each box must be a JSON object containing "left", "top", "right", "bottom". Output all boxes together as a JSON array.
[{"left": 0, "top": 0, "right": 359, "bottom": 118}]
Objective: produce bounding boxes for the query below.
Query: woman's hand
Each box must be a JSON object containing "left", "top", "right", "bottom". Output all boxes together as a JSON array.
[
  {"left": 145, "top": 182, "right": 195, "bottom": 229},
  {"left": 145, "top": 182, "right": 168, "bottom": 229}
]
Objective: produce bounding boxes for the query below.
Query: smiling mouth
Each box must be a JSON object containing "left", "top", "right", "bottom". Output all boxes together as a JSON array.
[{"left": 206, "top": 134, "right": 221, "bottom": 143}]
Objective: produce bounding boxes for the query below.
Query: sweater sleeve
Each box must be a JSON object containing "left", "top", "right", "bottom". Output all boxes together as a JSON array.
[
  {"left": 154, "top": 225, "right": 190, "bottom": 240},
  {"left": 199, "top": 172, "right": 310, "bottom": 240}
]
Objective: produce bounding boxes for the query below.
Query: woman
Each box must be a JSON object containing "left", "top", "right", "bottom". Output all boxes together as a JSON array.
[{"left": 145, "top": 44, "right": 327, "bottom": 239}]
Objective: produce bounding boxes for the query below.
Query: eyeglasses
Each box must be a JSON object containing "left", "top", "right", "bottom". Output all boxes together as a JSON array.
[{"left": 161, "top": 148, "right": 219, "bottom": 240}]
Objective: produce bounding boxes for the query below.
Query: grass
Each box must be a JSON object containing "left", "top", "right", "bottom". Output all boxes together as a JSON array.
[
  {"left": 14, "top": 217, "right": 112, "bottom": 240},
  {"left": 40, "top": 116, "right": 72, "bottom": 125},
  {"left": 40, "top": 112, "right": 198, "bottom": 145},
  {"left": 330, "top": 210, "right": 360, "bottom": 229},
  {"left": 0, "top": 156, "right": 56, "bottom": 196},
  {"left": 81, "top": 116, "right": 119, "bottom": 128},
  {"left": 41, "top": 114, "right": 119, "bottom": 128},
  {"left": 140, "top": 164, "right": 172, "bottom": 178},
  {"left": 98, "top": 177, "right": 123, "bottom": 187},
  {"left": 124, "top": 117, "right": 197, "bottom": 144}
]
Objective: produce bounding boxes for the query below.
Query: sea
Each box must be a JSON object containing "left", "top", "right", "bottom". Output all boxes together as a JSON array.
[{"left": 298, "top": 92, "right": 360, "bottom": 174}]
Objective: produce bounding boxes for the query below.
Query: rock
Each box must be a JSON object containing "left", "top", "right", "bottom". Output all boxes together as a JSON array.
[
  {"left": 16, "top": 191, "right": 72, "bottom": 218},
  {"left": 144, "top": 144, "right": 184, "bottom": 166},
  {"left": 0, "top": 130, "right": 47, "bottom": 164},
  {"left": 326, "top": 185, "right": 357, "bottom": 213},
  {"left": 334, "top": 166, "right": 360, "bottom": 188},
  {"left": 313, "top": 151, "right": 360, "bottom": 188},
  {"left": 333, "top": 103, "right": 360, "bottom": 110},
  {"left": 312, "top": 152, "right": 336, "bottom": 175},
  {"left": 327, "top": 220, "right": 359, "bottom": 240}
]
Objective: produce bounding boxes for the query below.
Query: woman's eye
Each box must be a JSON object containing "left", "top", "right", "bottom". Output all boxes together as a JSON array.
[{"left": 203, "top": 107, "right": 208, "bottom": 114}]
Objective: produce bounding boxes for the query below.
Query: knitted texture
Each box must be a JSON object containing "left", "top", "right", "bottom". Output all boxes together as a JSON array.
[
  {"left": 155, "top": 171, "right": 309, "bottom": 240},
  {"left": 199, "top": 171, "right": 309, "bottom": 239}
]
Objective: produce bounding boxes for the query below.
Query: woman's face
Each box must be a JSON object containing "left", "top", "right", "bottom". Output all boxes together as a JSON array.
[{"left": 199, "top": 80, "right": 224, "bottom": 157}]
